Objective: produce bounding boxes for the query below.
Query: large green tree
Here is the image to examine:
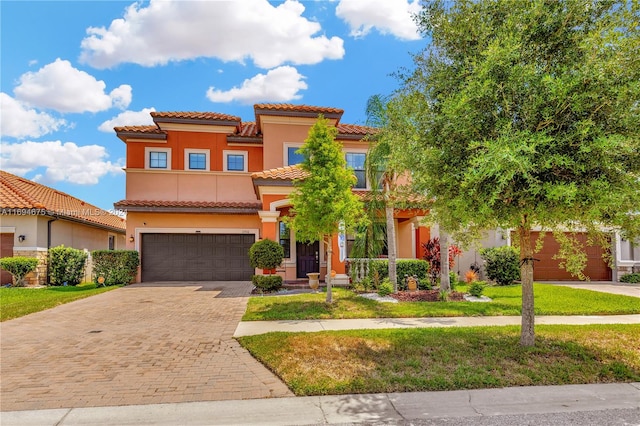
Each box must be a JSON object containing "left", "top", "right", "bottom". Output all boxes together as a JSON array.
[
  {"left": 289, "top": 116, "right": 366, "bottom": 303},
  {"left": 395, "top": 0, "right": 640, "bottom": 346}
]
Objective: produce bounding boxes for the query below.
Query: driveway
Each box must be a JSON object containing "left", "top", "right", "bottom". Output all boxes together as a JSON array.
[
  {"left": 541, "top": 281, "right": 640, "bottom": 298},
  {"left": 0, "top": 282, "right": 293, "bottom": 411}
]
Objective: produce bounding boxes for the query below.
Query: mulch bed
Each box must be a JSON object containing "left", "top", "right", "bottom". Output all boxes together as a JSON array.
[{"left": 391, "top": 290, "right": 466, "bottom": 302}]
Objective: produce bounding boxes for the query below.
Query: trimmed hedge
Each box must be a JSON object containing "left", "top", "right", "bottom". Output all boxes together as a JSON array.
[
  {"left": 252, "top": 274, "right": 283, "bottom": 292},
  {"left": 49, "top": 245, "right": 87, "bottom": 286},
  {"left": 0, "top": 256, "right": 38, "bottom": 287},
  {"left": 620, "top": 273, "right": 640, "bottom": 283},
  {"left": 249, "top": 239, "right": 284, "bottom": 270},
  {"left": 368, "top": 259, "right": 429, "bottom": 282},
  {"left": 92, "top": 250, "right": 140, "bottom": 286}
]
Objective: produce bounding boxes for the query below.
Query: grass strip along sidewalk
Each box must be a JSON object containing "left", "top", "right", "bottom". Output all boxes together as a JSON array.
[
  {"left": 238, "top": 324, "right": 640, "bottom": 396},
  {"left": 0, "top": 283, "right": 119, "bottom": 321},
  {"left": 243, "top": 284, "right": 640, "bottom": 321}
]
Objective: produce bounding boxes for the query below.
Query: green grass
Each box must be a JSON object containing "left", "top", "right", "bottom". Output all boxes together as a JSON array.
[
  {"left": 0, "top": 283, "right": 120, "bottom": 321},
  {"left": 243, "top": 284, "right": 640, "bottom": 321},
  {"left": 238, "top": 324, "right": 640, "bottom": 395}
]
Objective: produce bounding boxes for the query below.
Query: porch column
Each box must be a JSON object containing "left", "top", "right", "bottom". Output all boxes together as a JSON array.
[
  {"left": 410, "top": 216, "right": 429, "bottom": 259},
  {"left": 258, "top": 211, "right": 281, "bottom": 241}
]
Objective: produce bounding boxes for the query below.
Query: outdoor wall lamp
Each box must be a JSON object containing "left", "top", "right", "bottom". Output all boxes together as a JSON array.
[
  {"left": 129, "top": 235, "right": 134, "bottom": 243},
  {"left": 18, "top": 235, "right": 26, "bottom": 242}
]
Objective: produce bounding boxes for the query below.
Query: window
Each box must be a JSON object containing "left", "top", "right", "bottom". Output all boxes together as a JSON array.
[
  {"left": 144, "top": 147, "right": 171, "bottom": 170},
  {"left": 108, "top": 235, "right": 115, "bottom": 250},
  {"left": 189, "top": 153, "right": 206, "bottom": 170},
  {"left": 149, "top": 151, "right": 167, "bottom": 169},
  {"left": 184, "top": 149, "right": 210, "bottom": 171},
  {"left": 279, "top": 221, "right": 291, "bottom": 258},
  {"left": 287, "top": 146, "right": 304, "bottom": 166},
  {"left": 223, "top": 150, "right": 248, "bottom": 172},
  {"left": 346, "top": 152, "right": 366, "bottom": 189}
]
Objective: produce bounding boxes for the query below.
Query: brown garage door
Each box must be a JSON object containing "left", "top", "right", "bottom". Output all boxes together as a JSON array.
[
  {"left": 531, "top": 232, "right": 611, "bottom": 281},
  {"left": 1, "top": 233, "right": 14, "bottom": 285},
  {"left": 141, "top": 233, "right": 255, "bottom": 282}
]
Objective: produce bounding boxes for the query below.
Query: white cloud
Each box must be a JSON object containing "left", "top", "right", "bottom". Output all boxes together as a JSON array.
[
  {"left": 13, "top": 58, "right": 132, "bottom": 113},
  {"left": 206, "top": 66, "right": 307, "bottom": 104},
  {"left": 336, "top": 0, "right": 421, "bottom": 41},
  {"left": 79, "top": 0, "right": 344, "bottom": 69},
  {"left": 98, "top": 108, "right": 156, "bottom": 132},
  {"left": 0, "top": 93, "right": 68, "bottom": 139},
  {"left": 1, "top": 140, "right": 124, "bottom": 185}
]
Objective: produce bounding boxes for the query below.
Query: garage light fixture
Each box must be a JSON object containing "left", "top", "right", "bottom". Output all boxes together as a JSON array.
[
  {"left": 18, "top": 235, "right": 26, "bottom": 242},
  {"left": 129, "top": 235, "right": 134, "bottom": 243}
]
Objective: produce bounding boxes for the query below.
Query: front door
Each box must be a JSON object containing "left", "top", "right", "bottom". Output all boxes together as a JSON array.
[{"left": 296, "top": 241, "right": 319, "bottom": 278}]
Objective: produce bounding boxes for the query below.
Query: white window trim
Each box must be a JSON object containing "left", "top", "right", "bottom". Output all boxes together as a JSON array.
[
  {"left": 284, "top": 143, "right": 304, "bottom": 166},
  {"left": 344, "top": 149, "right": 369, "bottom": 190},
  {"left": 184, "top": 149, "right": 210, "bottom": 171},
  {"left": 144, "top": 147, "right": 171, "bottom": 170},
  {"left": 223, "top": 150, "right": 248, "bottom": 172}
]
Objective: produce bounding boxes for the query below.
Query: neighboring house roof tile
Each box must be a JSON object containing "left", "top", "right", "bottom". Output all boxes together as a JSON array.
[
  {"left": 0, "top": 170, "right": 126, "bottom": 232},
  {"left": 150, "top": 111, "right": 241, "bottom": 122},
  {"left": 251, "top": 165, "right": 309, "bottom": 181}
]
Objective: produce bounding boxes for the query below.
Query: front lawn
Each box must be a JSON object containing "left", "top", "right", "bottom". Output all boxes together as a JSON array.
[
  {"left": 243, "top": 284, "right": 640, "bottom": 321},
  {"left": 0, "top": 283, "right": 120, "bottom": 321},
  {"left": 238, "top": 324, "right": 640, "bottom": 395}
]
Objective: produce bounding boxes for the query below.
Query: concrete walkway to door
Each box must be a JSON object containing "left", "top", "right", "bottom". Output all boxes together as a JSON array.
[{"left": 0, "top": 282, "right": 293, "bottom": 412}]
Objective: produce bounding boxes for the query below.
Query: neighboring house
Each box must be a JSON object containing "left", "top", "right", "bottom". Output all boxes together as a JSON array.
[
  {"left": 0, "top": 170, "right": 127, "bottom": 286},
  {"left": 442, "top": 226, "right": 638, "bottom": 282},
  {"left": 114, "top": 104, "right": 432, "bottom": 283}
]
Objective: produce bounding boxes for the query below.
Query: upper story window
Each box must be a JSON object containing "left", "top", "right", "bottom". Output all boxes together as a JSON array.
[
  {"left": 287, "top": 146, "right": 304, "bottom": 166},
  {"left": 144, "top": 147, "right": 171, "bottom": 170},
  {"left": 346, "top": 152, "right": 366, "bottom": 189},
  {"left": 184, "top": 149, "right": 210, "bottom": 171},
  {"left": 223, "top": 150, "right": 248, "bottom": 172},
  {"left": 149, "top": 151, "right": 167, "bottom": 169}
]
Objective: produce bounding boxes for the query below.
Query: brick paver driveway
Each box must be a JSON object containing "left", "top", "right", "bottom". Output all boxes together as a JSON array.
[{"left": 0, "top": 282, "right": 293, "bottom": 411}]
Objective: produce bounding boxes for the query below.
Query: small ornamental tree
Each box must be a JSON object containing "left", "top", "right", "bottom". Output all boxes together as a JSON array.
[
  {"left": 249, "top": 239, "right": 284, "bottom": 292},
  {"left": 422, "top": 237, "right": 461, "bottom": 286},
  {"left": 0, "top": 257, "right": 38, "bottom": 287},
  {"left": 49, "top": 245, "right": 87, "bottom": 286},
  {"left": 289, "top": 115, "right": 366, "bottom": 303}
]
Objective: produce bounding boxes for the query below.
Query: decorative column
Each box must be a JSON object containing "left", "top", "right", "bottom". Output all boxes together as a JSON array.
[{"left": 258, "top": 211, "right": 281, "bottom": 241}]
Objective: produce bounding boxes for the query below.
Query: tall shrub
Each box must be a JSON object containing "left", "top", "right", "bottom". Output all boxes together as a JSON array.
[
  {"left": 92, "top": 250, "right": 140, "bottom": 286},
  {"left": 0, "top": 257, "right": 38, "bottom": 287},
  {"left": 422, "top": 237, "right": 461, "bottom": 285},
  {"left": 480, "top": 246, "right": 521, "bottom": 286},
  {"left": 49, "top": 245, "right": 87, "bottom": 286}
]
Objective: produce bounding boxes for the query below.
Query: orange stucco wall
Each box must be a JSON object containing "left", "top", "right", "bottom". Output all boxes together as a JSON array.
[
  {"left": 126, "top": 171, "right": 258, "bottom": 203},
  {"left": 126, "top": 131, "right": 262, "bottom": 172}
]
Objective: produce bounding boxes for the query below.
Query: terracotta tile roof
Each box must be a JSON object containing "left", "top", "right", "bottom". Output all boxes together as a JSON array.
[
  {"left": 151, "top": 111, "right": 241, "bottom": 123},
  {"left": 337, "top": 123, "right": 378, "bottom": 137},
  {"left": 237, "top": 122, "right": 259, "bottom": 137},
  {"left": 251, "top": 165, "right": 309, "bottom": 181},
  {"left": 254, "top": 104, "right": 344, "bottom": 115},
  {"left": 113, "top": 125, "right": 163, "bottom": 134},
  {"left": 0, "top": 170, "right": 126, "bottom": 232},
  {"left": 114, "top": 200, "right": 261, "bottom": 209}
]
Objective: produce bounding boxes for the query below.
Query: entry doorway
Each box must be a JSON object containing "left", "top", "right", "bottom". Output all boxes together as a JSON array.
[{"left": 296, "top": 241, "right": 319, "bottom": 278}]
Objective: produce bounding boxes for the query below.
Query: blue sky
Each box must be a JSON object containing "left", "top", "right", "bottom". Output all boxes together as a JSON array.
[{"left": 1, "top": 0, "right": 425, "bottom": 211}]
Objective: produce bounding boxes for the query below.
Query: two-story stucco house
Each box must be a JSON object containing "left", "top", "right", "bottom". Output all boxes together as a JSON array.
[{"left": 114, "top": 104, "right": 431, "bottom": 283}]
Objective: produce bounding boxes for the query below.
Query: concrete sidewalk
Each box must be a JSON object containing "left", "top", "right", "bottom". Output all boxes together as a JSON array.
[
  {"left": 3, "top": 383, "right": 639, "bottom": 425},
  {"left": 234, "top": 314, "right": 640, "bottom": 337}
]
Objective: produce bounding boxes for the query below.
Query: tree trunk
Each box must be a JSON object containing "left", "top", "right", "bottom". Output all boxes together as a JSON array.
[
  {"left": 385, "top": 199, "right": 397, "bottom": 292},
  {"left": 440, "top": 230, "right": 450, "bottom": 292},
  {"left": 325, "top": 235, "right": 333, "bottom": 304},
  {"left": 518, "top": 221, "right": 535, "bottom": 347}
]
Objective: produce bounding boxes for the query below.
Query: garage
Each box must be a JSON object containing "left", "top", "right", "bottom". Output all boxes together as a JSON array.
[
  {"left": 141, "top": 233, "right": 255, "bottom": 282},
  {"left": 531, "top": 232, "right": 611, "bottom": 281},
  {"left": 1, "top": 233, "right": 14, "bottom": 285}
]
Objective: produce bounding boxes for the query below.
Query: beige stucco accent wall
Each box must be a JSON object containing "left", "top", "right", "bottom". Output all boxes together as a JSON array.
[
  {"left": 397, "top": 220, "right": 415, "bottom": 259},
  {"left": 125, "top": 170, "right": 258, "bottom": 203}
]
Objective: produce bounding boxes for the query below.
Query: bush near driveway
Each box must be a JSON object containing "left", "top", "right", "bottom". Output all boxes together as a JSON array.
[
  {"left": 49, "top": 245, "right": 87, "bottom": 286},
  {"left": 620, "top": 273, "right": 640, "bottom": 283},
  {"left": 480, "top": 246, "right": 521, "bottom": 285},
  {"left": 238, "top": 324, "right": 640, "bottom": 396},
  {"left": 92, "top": 250, "right": 139, "bottom": 285}
]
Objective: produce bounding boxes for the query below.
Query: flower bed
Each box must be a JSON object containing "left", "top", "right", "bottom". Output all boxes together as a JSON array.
[{"left": 391, "top": 290, "right": 465, "bottom": 302}]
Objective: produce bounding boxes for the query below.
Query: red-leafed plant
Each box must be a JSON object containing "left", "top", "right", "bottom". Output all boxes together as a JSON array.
[{"left": 422, "top": 237, "right": 462, "bottom": 285}]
